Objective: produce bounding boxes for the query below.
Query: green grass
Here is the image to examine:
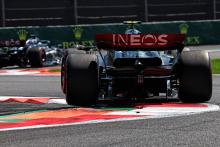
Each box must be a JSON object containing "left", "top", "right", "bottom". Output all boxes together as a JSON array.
[
  {"left": 48, "top": 69, "right": 61, "bottom": 73},
  {"left": 212, "top": 59, "right": 220, "bottom": 74}
]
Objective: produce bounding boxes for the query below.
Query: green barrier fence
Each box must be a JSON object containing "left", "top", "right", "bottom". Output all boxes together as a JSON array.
[{"left": 0, "top": 20, "right": 220, "bottom": 48}]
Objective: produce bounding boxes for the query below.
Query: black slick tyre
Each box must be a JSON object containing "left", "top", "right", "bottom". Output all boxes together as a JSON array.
[
  {"left": 61, "top": 48, "right": 86, "bottom": 93},
  {"left": 65, "top": 54, "right": 99, "bottom": 106},
  {"left": 178, "top": 50, "right": 212, "bottom": 102},
  {"left": 28, "top": 48, "right": 44, "bottom": 67}
]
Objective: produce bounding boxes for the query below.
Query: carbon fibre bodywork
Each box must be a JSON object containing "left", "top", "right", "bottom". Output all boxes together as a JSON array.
[{"left": 97, "top": 50, "right": 176, "bottom": 98}]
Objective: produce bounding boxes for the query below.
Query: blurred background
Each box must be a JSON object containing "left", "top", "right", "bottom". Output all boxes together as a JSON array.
[{"left": 0, "top": 0, "right": 219, "bottom": 27}]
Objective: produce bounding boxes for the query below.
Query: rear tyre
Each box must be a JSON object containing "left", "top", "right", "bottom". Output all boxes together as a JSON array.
[
  {"left": 178, "top": 50, "right": 212, "bottom": 102},
  {"left": 65, "top": 54, "right": 99, "bottom": 106},
  {"left": 28, "top": 48, "right": 44, "bottom": 67},
  {"left": 61, "top": 48, "right": 86, "bottom": 93},
  {"left": 61, "top": 48, "right": 86, "bottom": 68}
]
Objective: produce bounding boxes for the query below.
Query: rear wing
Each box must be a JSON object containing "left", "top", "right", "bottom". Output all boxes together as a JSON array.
[{"left": 96, "top": 34, "right": 185, "bottom": 51}]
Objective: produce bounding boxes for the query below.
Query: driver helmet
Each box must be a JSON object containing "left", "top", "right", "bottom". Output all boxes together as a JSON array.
[{"left": 125, "top": 29, "right": 141, "bottom": 35}]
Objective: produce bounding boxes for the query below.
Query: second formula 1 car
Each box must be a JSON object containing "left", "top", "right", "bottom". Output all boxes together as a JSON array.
[{"left": 0, "top": 35, "right": 63, "bottom": 68}]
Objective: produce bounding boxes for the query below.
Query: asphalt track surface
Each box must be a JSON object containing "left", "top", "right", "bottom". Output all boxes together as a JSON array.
[{"left": 0, "top": 47, "right": 220, "bottom": 147}]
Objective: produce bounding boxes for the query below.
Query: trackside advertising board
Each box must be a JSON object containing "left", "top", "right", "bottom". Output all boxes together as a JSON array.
[{"left": 0, "top": 20, "right": 219, "bottom": 48}]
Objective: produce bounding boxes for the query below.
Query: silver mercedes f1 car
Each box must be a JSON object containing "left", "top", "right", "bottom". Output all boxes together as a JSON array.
[
  {"left": 61, "top": 21, "right": 212, "bottom": 106},
  {"left": 0, "top": 35, "right": 63, "bottom": 68}
]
